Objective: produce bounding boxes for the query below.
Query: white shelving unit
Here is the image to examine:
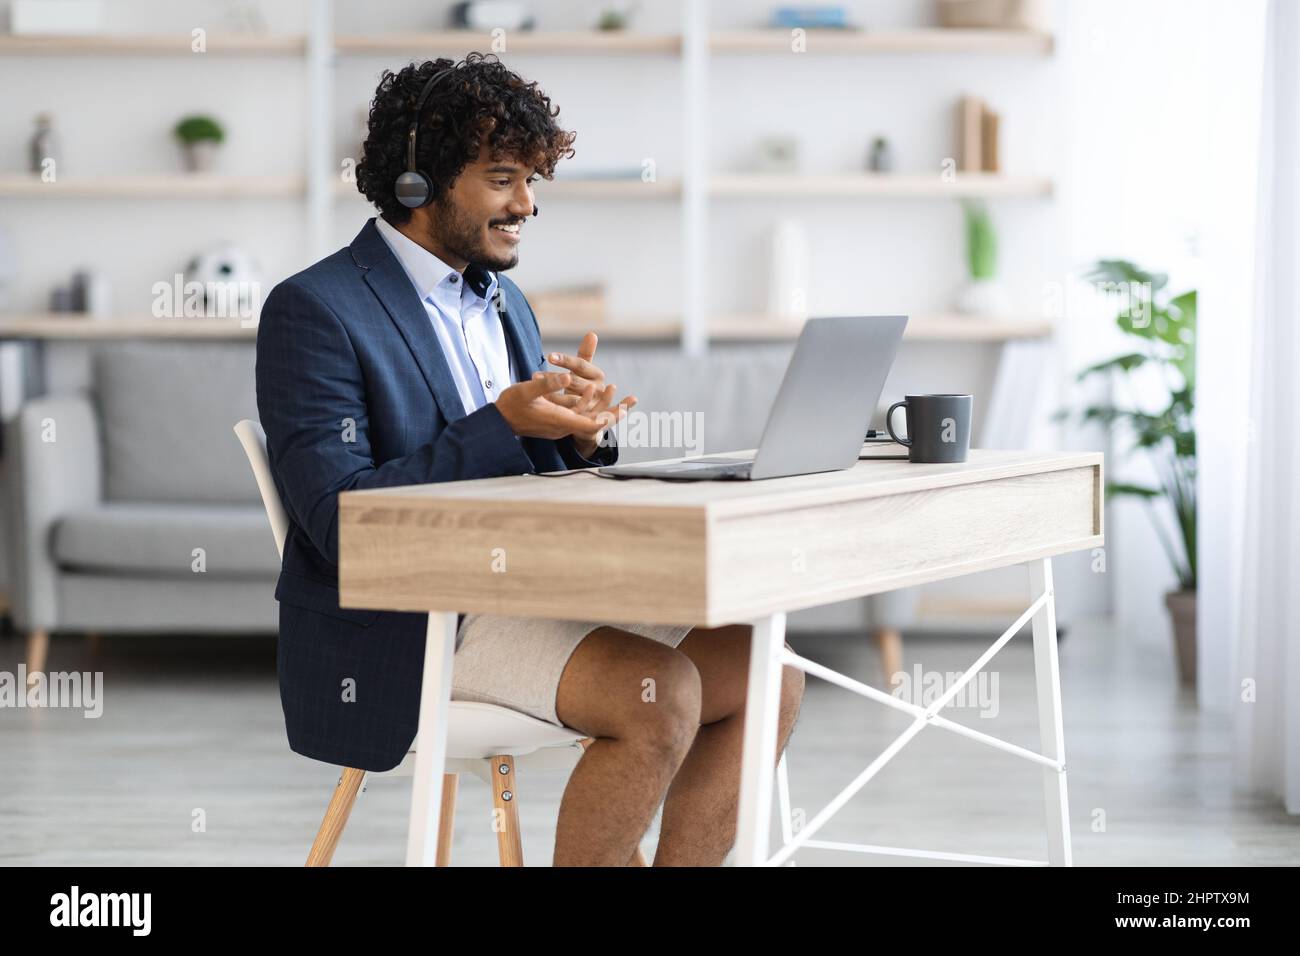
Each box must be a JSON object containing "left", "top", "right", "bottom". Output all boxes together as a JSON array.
[
  {"left": 0, "top": 2, "right": 1063, "bottom": 631},
  {"left": 0, "top": 0, "right": 1056, "bottom": 351}
]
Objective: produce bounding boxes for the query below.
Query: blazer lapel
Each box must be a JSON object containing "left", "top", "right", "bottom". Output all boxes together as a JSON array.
[{"left": 349, "top": 218, "right": 467, "bottom": 425}]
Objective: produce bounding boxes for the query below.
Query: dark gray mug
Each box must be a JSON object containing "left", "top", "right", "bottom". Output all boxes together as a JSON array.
[{"left": 885, "top": 394, "right": 973, "bottom": 463}]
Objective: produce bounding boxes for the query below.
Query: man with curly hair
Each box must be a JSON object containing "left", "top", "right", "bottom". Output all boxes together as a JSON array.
[{"left": 256, "top": 53, "right": 803, "bottom": 866}]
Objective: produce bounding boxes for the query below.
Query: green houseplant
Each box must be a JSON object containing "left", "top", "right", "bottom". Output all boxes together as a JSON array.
[
  {"left": 1058, "top": 259, "right": 1197, "bottom": 684},
  {"left": 173, "top": 115, "right": 225, "bottom": 172},
  {"left": 955, "top": 199, "right": 1011, "bottom": 315}
]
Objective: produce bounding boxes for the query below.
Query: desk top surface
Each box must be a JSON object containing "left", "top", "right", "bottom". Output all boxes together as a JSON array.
[{"left": 340, "top": 447, "right": 1103, "bottom": 518}]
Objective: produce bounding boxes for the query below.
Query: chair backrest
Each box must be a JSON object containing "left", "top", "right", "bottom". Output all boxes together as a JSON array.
[{"left": 233, "top": 419, "right": 289, "bottom": 559}]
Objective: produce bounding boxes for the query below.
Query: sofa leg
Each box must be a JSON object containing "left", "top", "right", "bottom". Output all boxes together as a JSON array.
[
  {"left": 84, "top": 632, "right": 102, "bottom": 670},
  {"left": 306, "top": 767, "right": 366, "bottom": 867},
  {"left": 874, "top": 627, "right": 903, "bottom": 690},
  {"left": 25, "top": 630, "right": 49, "bottom": 685}
]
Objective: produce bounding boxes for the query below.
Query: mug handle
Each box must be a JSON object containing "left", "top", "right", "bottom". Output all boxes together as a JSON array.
[{"left": 885, "top": 400, "right": 911, "bottom": 446}]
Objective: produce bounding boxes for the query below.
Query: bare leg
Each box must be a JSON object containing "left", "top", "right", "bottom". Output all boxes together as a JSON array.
[
  {"left": 655, "top": 624, "right": 805, "bottom": 866},
  {"left": 553, "top": 627, "right": 702, "bottom": 866}
]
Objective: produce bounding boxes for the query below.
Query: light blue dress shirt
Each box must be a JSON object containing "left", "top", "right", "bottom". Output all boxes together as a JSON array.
[{"left": 374, "top": 215, "right": 514, "bottom": 416}]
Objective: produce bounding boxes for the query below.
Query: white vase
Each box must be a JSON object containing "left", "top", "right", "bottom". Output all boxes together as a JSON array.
[
  {"left": 767, "top": 219, "right": 810, "bottom": 320},
  {"left": 182, "top": 140, "right": 218, "bottom": 173},
  {"left": 954, "top": 278, "right": 1012, "bottom": 316}
]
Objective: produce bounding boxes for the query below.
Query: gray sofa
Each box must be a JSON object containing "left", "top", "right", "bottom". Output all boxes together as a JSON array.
[
  {"left": 3, "top": 338, "right": 900, "bottom": 665},
  {"left": 3, "top": 342, "right": 281, "bottom": 650}
]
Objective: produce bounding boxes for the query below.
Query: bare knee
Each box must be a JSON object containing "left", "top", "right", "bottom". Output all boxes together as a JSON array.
[
  {"left": 559, "top": 629, "right": 702, "bottom": 757},
  {"left": 623, "top": 652, "right": 702, "bottom": 758}
]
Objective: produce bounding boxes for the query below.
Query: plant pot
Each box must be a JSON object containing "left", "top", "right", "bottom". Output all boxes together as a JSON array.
[
  {"left": 1165, "top": 590, "right": 1197, "bottom": 687},
  {"left": 181, "top": 140, "right": 218, "bottom": 173},
  {"left": 954, "top": 278, "right": 1012, "bottom": 316}
]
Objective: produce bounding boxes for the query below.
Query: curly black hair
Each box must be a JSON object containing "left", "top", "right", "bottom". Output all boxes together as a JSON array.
[{"left": 355, "top": 52, "right": 576, "bottom": 225}]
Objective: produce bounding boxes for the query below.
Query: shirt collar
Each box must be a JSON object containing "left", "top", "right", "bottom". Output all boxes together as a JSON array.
[{"left": 374, "top": 215, "right": 497, "bottom": 304}]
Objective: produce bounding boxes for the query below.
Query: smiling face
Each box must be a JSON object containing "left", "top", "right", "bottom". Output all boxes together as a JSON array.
[{"left": 407, "top": 137, "right": 537, "bottom": 274}]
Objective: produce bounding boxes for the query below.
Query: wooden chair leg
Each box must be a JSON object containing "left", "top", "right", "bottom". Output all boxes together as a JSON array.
[
  {"left": 305, "top": 767, "right": 365, "bottom": 867},
  {"left": 489, "top": 755, "right": 524, "bottom": 867},
  {"left": 84, "top": 631, "right": 102, "bottom": 670},
  {"left": 437, "top": 773, "right": 458, "bottom": 867},
  {"left": 579, "top": 736, "right": 650, "bottom": 866},
  {"left": 874, "top": 626, "right": 903, "bottom": 690},
  {"left": 25, "top": 630, "right": 48, "bottom": 686}
]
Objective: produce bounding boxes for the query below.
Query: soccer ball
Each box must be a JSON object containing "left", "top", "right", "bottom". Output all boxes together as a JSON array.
[{"left": 183, "top": 242, "right": 262, "bottom": 317}]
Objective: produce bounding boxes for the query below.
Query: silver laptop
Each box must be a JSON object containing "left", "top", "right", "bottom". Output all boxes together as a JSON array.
[{"left": 597, "top": 315, "right": 908, "bottom": 481}]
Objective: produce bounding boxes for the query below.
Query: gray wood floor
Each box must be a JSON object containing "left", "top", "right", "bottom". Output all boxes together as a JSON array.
[{"left": 3, "top": 617, "right": 1297, "bottom": 866}]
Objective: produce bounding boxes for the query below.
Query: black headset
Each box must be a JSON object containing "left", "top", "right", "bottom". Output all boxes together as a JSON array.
[{"left": 394, "top": 60, "right": 540, "bottom": 219}]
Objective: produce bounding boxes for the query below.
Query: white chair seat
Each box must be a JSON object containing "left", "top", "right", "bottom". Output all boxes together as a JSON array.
[
  {"left": 440, "top": 700, "right": 588, "bottom": 759},
  {"left": 374, "top": 700, "right": 589, "bottom": 782}
]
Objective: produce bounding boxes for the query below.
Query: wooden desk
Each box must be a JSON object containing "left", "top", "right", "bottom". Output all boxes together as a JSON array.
[{"left": 339, "top": 447, "right": 1103, "bottom": 866}]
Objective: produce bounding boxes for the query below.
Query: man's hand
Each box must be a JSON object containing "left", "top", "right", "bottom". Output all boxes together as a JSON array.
[
  {"left": 541, "top": 332, "right": 637, "bottom": 457},
  {"left": 495, "top": 371, "right": 609, "bottom": 441}
]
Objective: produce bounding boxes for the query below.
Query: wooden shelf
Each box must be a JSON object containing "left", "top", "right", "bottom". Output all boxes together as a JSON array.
[
  {"left": 0, "top": 174, "right": 305, "bottom": 199},
  {"left": 539, "top": 177, "right": 682, "bottom": 199},
  {"left": 540, "top": 314, "right": 1053, "bottom": 342},
  {"left": 334, "top": 28, "right": 1052, "bottom": 57},
  {"left": 540, "top": 320, "right": 683, "bottom": 342},
  {"left": 711, "top": 172, "right": 1053, "bottom": 199},
  {"left": 0, "top": 316, "right": 257, "bottom": 340},
  {"left": 0, "top": 33, "right": 305, "bottom": 55},
  {"left": 335, "top": 176, "right": 681, "bottom": 201},
  {"left": 335, "top": 31, "right": 681, "bottom": 55},
  {"left": 0, "top": 27, "right": 1049, "bottom": 58},
  {"left": 1, "top": 173, "right": 1041, "bottom": 202},
  {"left": 711, "top": 28, "right": 1053, "bottom": 55},
  {"left": 0, "top": 313, "right": 1050, "bottom": 344}
]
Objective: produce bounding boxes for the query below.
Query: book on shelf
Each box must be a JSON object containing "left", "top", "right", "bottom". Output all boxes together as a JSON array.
[{"left": 956, "top": 95, "right": 1002, "bottom": 174}]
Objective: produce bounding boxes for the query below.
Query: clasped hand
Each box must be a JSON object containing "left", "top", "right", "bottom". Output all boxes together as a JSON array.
[{"left": 494, "top": 331, "right": 635, "bottom": 458}]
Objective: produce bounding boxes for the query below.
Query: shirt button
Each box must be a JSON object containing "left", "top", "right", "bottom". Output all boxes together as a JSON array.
[
  {"left": 449, "top": 275, "right": 458, "bottom": 284},
  {"left": 484, "top": 379, "right": 493, "bottom": 389}
]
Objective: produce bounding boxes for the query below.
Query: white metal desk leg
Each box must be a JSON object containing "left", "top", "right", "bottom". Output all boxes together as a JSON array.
[
  {"left": 405, "top": 611, "right": 458, "bottom": 867},
  {"left": 1028, "top": 559, "right": 1073, "bottom": 866},
  {"left": 734, "top": 612, "right": 786, "bottom": 866},
  {"left": 776, "top": 751, "right": 794, "bottom": 847}
]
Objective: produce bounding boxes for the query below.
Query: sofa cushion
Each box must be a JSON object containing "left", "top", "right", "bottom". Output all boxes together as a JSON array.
[
  {"left": 94, "top": 342, "right": 262, "bottom": 503},
  {"left": 52, "top": 503, "right": 281, "bottom": 577}
]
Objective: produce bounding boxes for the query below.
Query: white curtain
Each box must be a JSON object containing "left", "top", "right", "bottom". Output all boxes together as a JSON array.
[{"left": 1217, "top": 0, "right": 1300, "bottom": 814}]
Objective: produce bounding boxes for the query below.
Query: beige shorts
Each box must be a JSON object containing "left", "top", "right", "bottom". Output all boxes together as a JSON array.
[{"left": 451, "top": 613, "right": 695, "bottom": 727}]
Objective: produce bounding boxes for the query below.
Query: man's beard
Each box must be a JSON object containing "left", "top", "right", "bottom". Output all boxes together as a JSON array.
[{"left": 428, "top": 194, "right": 519, "bottom": 272}]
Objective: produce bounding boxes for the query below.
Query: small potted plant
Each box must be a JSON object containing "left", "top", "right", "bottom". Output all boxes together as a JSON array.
[
  {"left": 173, "top": 115, "right": 225, "bottom": 172},
  {"left": 955, "top": 199, "right": 1011, "bottom": 315},
  {"left": 1057, "top": 259, "right": 1197, "bottom": 685},
  {"left": 595, "top": 2, "right": 640, "bottom": 30}
]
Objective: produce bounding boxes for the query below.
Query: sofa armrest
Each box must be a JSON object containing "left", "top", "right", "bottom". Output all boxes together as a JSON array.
[{"left": 3, "top": 393, "right": 102, "bottom": 630}]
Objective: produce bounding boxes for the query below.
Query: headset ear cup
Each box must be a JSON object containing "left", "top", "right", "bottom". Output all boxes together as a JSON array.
[{"left": 395, "top": 170, "right": 433, "bottom": 208}]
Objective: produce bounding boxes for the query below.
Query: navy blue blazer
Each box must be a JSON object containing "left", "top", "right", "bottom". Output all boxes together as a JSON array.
[{"left": 255, "top": 217, "right": 617, "bottom": 772}]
